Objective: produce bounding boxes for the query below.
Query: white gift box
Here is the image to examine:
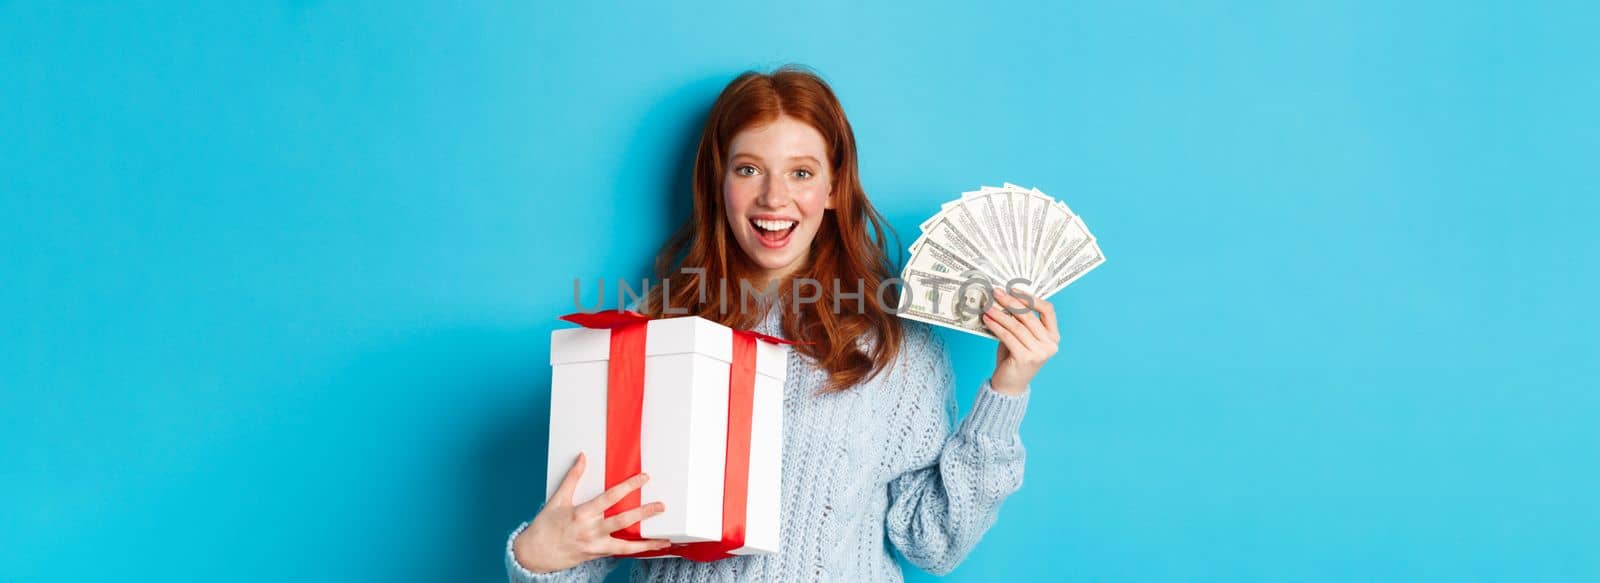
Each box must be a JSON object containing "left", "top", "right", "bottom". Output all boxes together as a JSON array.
[{"left": 547, "top": 314, "right": 788, "bottom": 555}]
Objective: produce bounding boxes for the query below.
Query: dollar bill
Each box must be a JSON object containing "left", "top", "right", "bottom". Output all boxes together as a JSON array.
[
  {"left": 1018, "top": 187, "right": 1051, "bottom": 285},
  {"left": 915, "top": 214, "right": 1008, "bottom": 283},
  {"left": 997, "top": 184, "right": 1024, "bottom": 280},
  {"left": 906, "top": 237, "right": 982, "bottom": 280},
  {"left": 897, "top": 268, "right": 998, "bottom": 340},
  {"left": 968, "top": 188, "right": 1023, "bottom": 279},
  {"left": 1030, "top": 200, "right": 1077, "bottom": 286},
  {"left": 923, "top": 195, "right": 1013, "bottom": 281},
  {"left": 1039, "top": 240, "right": 1106, "bottom": 298},
  {"left": 1034, "top": 215, "right": 1095, "bottom": 296}
]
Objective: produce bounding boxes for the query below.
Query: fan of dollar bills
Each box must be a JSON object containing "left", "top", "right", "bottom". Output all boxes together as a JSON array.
[{"left": 896, "top": 182, "right": 1106, "bottom": 339}]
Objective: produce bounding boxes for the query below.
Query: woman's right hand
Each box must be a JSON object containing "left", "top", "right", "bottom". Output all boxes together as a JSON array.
[{"left": 511, "top": 452, "right": 673, "bottom": 574}]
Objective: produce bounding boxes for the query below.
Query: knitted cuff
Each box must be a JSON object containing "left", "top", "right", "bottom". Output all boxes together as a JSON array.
[
  {"left": 506, "top": 520, "right": 577, "bottom": 583},
  {"left": 959, "top": 380, "right": 1030, "bottom": 439},
  {"left": 506, "top": 520, "right": 541, "bottom": 583}
]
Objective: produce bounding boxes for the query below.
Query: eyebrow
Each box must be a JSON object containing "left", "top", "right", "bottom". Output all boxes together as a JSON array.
[{"left": 730, "top": 153, "right": 822, "bottom": 165}]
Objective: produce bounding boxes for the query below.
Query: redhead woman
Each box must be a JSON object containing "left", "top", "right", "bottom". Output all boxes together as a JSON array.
[{"left": 506, "top": 65, "right": 1061, "bottom": 582}]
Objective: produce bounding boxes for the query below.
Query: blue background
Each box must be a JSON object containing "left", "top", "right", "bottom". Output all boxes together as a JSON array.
[{"left": 4, "top": 1, "right": 1596, "bottom": 581}]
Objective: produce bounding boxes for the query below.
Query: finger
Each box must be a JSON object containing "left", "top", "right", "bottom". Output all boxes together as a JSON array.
[
  {"left": 997, "top": 285, "right": 1035, "bottom": 308},
  {"left": 983, "top": 310, "right": 1029, "bottom": 357},
  {"left": 995, "top": 307, "right": 1057, "bottom": 363},
  {"left": 1015, "top": 291, "right": 1059, "bottom": 340},
  {"left": 992, "top": 287, "right": 1029, "bottom": 313},
  {"left": 600, "top": 501, "right": 666, "bottom": 534},
  {"left": 985, "top": 299, "right": 1041, "bottom": 345},
  {"left": 577, "top": 472, "right": 649, "bottom": 516},
  {"left": 1013, "top": 310, "right": 1051, "bottom": 346},
  {"left": 997, "top": 289, "right": 1052, "bottom": 342},
  {"left": 605, "top": 537, "right": 674, "bottom": 556},
  {"left": 551, "top": 452, "right": 586, "bottom": 506},
  {"left": 992, "top": 290, "right": 1041, "bottom": 334}
]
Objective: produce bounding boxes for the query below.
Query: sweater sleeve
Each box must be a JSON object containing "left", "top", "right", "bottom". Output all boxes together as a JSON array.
[
  {"left": 504, "top": 520, "right": 621, "bottom": 583},
  {"left": 884, "top": 325, "right": 1030, "bottom": 576}
]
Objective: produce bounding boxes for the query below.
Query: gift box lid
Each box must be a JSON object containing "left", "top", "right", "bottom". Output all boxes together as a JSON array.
[{"left": 550, "top": 316, "right": 741, "bottom": 366}]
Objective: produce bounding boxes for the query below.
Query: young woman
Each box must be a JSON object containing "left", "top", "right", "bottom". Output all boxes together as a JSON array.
[{"left": 507, "top": 65, "right": 1061, "bottom": 582}]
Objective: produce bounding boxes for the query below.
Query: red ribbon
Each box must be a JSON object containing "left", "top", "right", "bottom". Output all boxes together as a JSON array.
[{"left": 557, "top": 309, "right": 795, "bottom": 562}]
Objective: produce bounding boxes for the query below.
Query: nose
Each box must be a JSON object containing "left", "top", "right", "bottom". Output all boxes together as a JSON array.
[{"left": 755, "top": 174, "right": 790, "bottom": 209}]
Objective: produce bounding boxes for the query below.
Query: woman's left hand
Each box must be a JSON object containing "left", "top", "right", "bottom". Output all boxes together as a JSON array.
[{"left": 981, "top": 287, "right": 1060, "bottom": 396}]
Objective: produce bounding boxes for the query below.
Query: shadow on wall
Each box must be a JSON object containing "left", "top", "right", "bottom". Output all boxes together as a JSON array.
[{"left": 463, "top": 72, "right": 729, "bottom": 582}]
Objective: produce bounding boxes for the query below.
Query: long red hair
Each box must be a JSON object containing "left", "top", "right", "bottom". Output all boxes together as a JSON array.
[{"left": 640, "top": 64, "right": 903, "bottom": 393}]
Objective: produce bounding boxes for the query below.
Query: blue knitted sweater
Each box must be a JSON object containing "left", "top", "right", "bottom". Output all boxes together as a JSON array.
[{"left": 506, "top": 303, "right": 1030, "bottom": 582}]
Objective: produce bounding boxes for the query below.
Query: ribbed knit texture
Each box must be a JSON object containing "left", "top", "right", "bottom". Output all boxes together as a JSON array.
[{"left": 507, "top": 303, "right": 1030, "bottom": 582}]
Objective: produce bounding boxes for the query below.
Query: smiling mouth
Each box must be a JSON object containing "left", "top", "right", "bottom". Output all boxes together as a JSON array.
[{"left": 749, "top": 218, "right": 798, "bottom": 247}]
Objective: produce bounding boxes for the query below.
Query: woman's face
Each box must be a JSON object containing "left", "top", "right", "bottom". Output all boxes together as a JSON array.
[{"left": 723, "top": 115, "right": 835, "bottom": 284}]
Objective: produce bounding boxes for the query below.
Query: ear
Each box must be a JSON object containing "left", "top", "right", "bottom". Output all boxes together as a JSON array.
[{"left": 824, "top": 187, "right": 836, "bottom": 210}]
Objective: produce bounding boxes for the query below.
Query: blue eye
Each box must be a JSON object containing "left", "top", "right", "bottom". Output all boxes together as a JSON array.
[
  {"left": 735, "top": 165, "right": 758, "bottom": 176},
  {"left": 795, "top": 169, "right": 813, "bottom": 179}
]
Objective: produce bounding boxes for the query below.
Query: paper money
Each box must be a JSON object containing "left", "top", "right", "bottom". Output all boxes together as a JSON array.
[
  {"left": 897, "top": 268, "right": 999, "bottom": 340},
  {"left": 897, "top": 182, "right": 1106, "bottom": 339}
]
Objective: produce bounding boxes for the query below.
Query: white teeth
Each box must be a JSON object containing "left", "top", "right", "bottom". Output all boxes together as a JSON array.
[{"left": 752, "top": 219, "right": 797, "bottom": 231}]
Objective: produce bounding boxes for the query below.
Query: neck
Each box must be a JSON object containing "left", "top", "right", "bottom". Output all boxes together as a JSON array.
[{"left": 747, "top": 271, "right": 787, "bottom": 295}]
